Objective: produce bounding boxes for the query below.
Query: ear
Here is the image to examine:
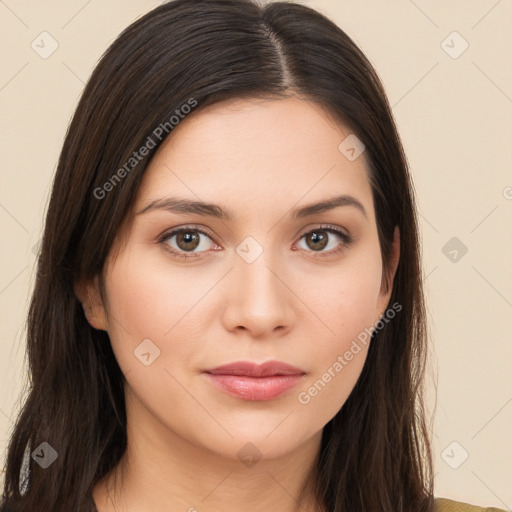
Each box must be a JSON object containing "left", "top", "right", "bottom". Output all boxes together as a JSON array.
[
  {"left": 376, "top": 225, "right": 400, "bottom": 317},
  {"left": 74, "top": 275, "right": 109, "bottom": 331}
]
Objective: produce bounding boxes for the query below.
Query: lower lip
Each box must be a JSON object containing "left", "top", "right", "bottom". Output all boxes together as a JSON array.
[{"left": 204, "top": 373, "right": 305, "bottom": 401}]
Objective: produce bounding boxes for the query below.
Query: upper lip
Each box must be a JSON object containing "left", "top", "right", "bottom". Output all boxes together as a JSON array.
[{"left": 204, "top": 361, "right": 306, "bottom": 377}]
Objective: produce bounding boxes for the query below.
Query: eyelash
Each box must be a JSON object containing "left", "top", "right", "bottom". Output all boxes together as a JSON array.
[{"left": 157, "top": 224, "right": 353, "bottom": 260}]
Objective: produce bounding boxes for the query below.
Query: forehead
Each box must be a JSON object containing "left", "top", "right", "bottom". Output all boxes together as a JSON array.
[{"left": 134, "top": 96, "right": 374, "bottom": 223}]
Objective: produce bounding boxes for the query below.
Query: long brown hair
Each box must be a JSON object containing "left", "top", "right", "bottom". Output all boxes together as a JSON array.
[{"left": 1, "top": 1, "right": 434, "bottom": 510}]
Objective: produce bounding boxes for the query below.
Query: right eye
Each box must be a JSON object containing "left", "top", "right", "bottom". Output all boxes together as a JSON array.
[{"left": 158, "top": 226, "right": 220, "bottom": 260}]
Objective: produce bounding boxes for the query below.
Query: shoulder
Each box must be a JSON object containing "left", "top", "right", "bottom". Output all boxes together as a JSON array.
[{"left": 435, "top": 497, "right": 508, "bottom": 512}]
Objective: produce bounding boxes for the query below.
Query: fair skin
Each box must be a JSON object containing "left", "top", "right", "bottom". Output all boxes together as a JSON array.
[{"left": 77, "top": 96, "right": 399, "bottom": 512}]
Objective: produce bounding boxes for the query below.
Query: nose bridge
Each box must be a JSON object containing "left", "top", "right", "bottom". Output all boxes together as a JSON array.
[
  {"left": 235, "top": 234, "right": 282, "bottom": 301},
  {"left": 225, "top": 233, "right": 291, "bottom": 332}
]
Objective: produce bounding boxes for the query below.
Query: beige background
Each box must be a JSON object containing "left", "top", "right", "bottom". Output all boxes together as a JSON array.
[{"left": 0, "top": 0, "right": 511, "bottom": 508}]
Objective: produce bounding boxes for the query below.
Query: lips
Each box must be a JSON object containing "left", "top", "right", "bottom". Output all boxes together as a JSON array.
[
  {"left": 203, "top": 361, "right": 306, "bottom": 401},
  {"left": 204, "top": 360, "right": 306, "bottom": 377}
]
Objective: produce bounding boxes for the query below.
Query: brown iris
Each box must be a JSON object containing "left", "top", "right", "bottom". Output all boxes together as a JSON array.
[
  {"left": 305, "top": 230, "right": 329, "bottom": 251},
  {"left": 176, "top": 230, "right": 201, "bottom": 251}
]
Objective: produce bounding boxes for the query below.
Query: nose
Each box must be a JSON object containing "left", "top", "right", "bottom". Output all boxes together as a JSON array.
[{"left": 220, "top": 244, "right": 294, "bottom": 338}]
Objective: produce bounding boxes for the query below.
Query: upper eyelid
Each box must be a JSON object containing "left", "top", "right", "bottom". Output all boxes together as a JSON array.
[{"left": 159, "top": 225, "right": 217, "bottom": 243}]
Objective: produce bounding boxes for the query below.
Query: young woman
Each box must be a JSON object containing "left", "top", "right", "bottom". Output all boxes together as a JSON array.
[{"left": 0, "top": 1, "right": 506, "bottom": 511}]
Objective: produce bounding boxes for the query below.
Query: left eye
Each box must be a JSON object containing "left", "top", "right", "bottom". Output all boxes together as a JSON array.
[{"left": 296, "top": 227, "right": 349, "bottom": 253}]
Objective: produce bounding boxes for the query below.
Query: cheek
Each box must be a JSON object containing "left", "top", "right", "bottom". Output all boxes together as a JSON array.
[
  {"left": 294, "top": 293, "right": 375, "bottom": 432},
  {"left": 299, "top": 243, "right": 383, "bottom": 346},
  {"left": 292, "top": 247, "right": 382, "bottom": 424},
  {"left": 102, "top": 248, "right": 211, "bottom": 374},
  {"left": 101, "top": 251, "right": 214, "bottom": 439}
]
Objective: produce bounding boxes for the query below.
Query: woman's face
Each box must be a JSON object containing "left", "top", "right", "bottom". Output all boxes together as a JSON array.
[{"left": 81, "top": 96, "right": 399, "bottom": 463}]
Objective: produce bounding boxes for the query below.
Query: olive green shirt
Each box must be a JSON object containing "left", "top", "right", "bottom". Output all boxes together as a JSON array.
[{"left": 435, "top": 497, "right": 508, "bottom": 512}]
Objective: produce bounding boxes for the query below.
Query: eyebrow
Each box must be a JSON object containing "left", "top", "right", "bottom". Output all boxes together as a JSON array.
[{"left": 136, "top": 193, "right": 367, "bottom": 220}]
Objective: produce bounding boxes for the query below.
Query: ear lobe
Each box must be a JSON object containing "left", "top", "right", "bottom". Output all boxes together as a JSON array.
[{"left": 74, "top": 275, "right": 109, "bottom": 331}]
